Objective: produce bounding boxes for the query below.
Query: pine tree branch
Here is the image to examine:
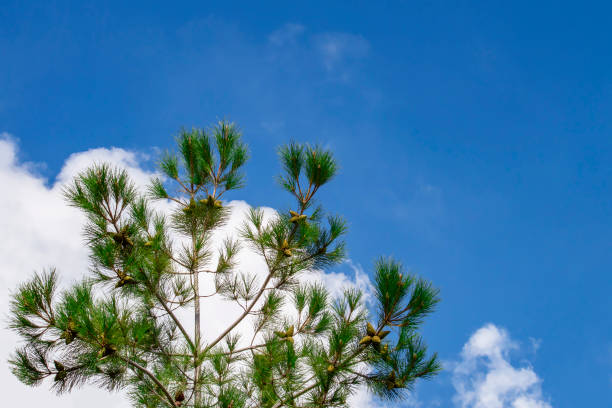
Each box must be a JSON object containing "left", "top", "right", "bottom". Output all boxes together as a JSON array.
[
  {"left": 120, "top": 356, "right": 176, "bottom": 407},
  {"left": 154, "top": 291, "right": 195, "bottom": 351},
  {"left": 204, "top": 271, "right": 274, "bottom": 352},
  {"left": 271, "top": 382, "right": 318, "bottom": 408},
  {"left": 206, "top": 203, "right": 309, "bottom": 352},
  {"left": 221, "top": 343, "right": 267, "bottom": 356}
]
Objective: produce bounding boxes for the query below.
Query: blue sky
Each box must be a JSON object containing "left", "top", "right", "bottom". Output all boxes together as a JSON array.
[{"left": 1, "top": 1, "right": 611, "bottom": 407}]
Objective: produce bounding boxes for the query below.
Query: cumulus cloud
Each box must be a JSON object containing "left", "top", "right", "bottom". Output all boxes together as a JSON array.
[
  {"left": 0, "top": 135, "right": 373, "bottom": 407},
  {"left": 0, "top": 136, "right": 148, "bottom": 407},
  {"left": 452, "top": 324, "right": 552, "bottom": 408}
]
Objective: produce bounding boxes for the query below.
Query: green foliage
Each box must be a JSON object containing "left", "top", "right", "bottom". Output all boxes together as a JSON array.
[
  {"left": 8, "top": 121, "right": 440, "bottom": 407},
  {"left": 277, "top": 143, "right": 338, "bottom": 209}
]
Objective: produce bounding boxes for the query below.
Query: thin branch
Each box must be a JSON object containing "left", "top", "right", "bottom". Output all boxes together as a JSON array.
[
  {"left": 222, "top": 343, "right": 266, "bottom": 356},
  {"left": 154, "top": 292, "right": 195, "bottom": 351},
  {"left": 204, "top": 271, "right": 274, "bottom": 352},
  {"left": 120, "top": 356, "right": 175, "bottom": 407}
]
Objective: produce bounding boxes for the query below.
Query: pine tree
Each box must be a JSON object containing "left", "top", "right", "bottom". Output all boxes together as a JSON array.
[{"left": 8, "top": 121, "right": 441, "bottom": 407}]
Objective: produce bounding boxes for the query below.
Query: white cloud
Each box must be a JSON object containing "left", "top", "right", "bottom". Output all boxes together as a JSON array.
[
  {"left": 266, "top": 24, "right": 370, "bottom": 82},
  {"left": 309, "top": 260, "right": 374, "bottom": 302},
  {"left": 0, "top": 135, "right": 374, "bottom": 407},
  {"left": 452, "top": 324, "right": 552, "bottom": 408},
  {"left": 0, "top": 136, "right": 145, "bottom": 407},
  {"left": 348, "top": 385, "right": 421, "bottom": 408},
  {"left": 313, "top": 32, "right": 370, "bottom": 71},
  {"left": 268, "top": 23, "right": 306, "bottom": 46}
]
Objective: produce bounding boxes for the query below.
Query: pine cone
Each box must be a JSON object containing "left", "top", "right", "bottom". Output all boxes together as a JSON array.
[
  {"left": 115, "top": 275, "right": 136, "bottom": 288},
  {"left": 61, "top": 321, "right": 78, "bottom": 344},
  {"left": 99, "top": 344, "right": 117, "bottom": 358},
  {"left": 359, "top": 335, "right": 372, "bottom": 345}
]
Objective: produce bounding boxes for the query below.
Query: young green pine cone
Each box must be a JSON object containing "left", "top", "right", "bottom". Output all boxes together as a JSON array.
[
  {"left": 359, "top": 335, "right": 372, "bottom": 345},
  {"left": 366, "top": 322, "right": 376, "bottom": 336},
  {"left": 183, "top": 199, "right": 197, "bottom": 213},
  {"left": 111, "top": 232, "right": 122, "bottom": 244},
  {"left": 371, "top": 335, "right": 381, "bottom": 344},
  {"left": 116, "top": 275, "right": 136, "bottom": 288},
  {"left": 214, "top": 200, "right": 222, "bottom": 208},
  {"left": 60, "top": 330, "right": 72, "bottom": 344},
  {"left": 327, "top": 364, "right": 335, "bottom": 373},
  {"left": 62, "top": 321, "right": 77, "bottom": 344},
  {"left": 112, "top": 231, "right": 134, "bottom": 248},
  {"left": 144, "top": 240, "right": 153, "bottom": 247},
  {"left": 66, "top": 331, "right": 76, "bottom": 344},
  {"left": 289, "top": 214, "right": 307, "bottom": 223},
  {"left": 275, "top": 326, "right": 294, "bottom": 339},
  {"left": 281, "top": 239, "right": 292, "bottom": 256},
  {"left": 386, "top": 380, "right": 402, "bottom": 390},
  {"left": 384, "top": 370, "right": 397, "bottom": 390},
  {"left": 289, "top": 210, "right": 300, "bottom": 217},
  {"left": 286, "top": 336, "right": 294, "bottom": 344},
  {"left": 99, "top": 344, "right": 117, "bottom": 358}
]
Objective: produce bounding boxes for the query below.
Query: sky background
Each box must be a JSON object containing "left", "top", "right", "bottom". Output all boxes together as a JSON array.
[{"left": 1, "top": 1, "right": 611, "bottom": 407}]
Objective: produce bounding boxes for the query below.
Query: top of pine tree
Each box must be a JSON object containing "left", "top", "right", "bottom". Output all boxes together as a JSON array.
[{"left": 8, "top": 121, "right": 441, "bottom": 408}]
